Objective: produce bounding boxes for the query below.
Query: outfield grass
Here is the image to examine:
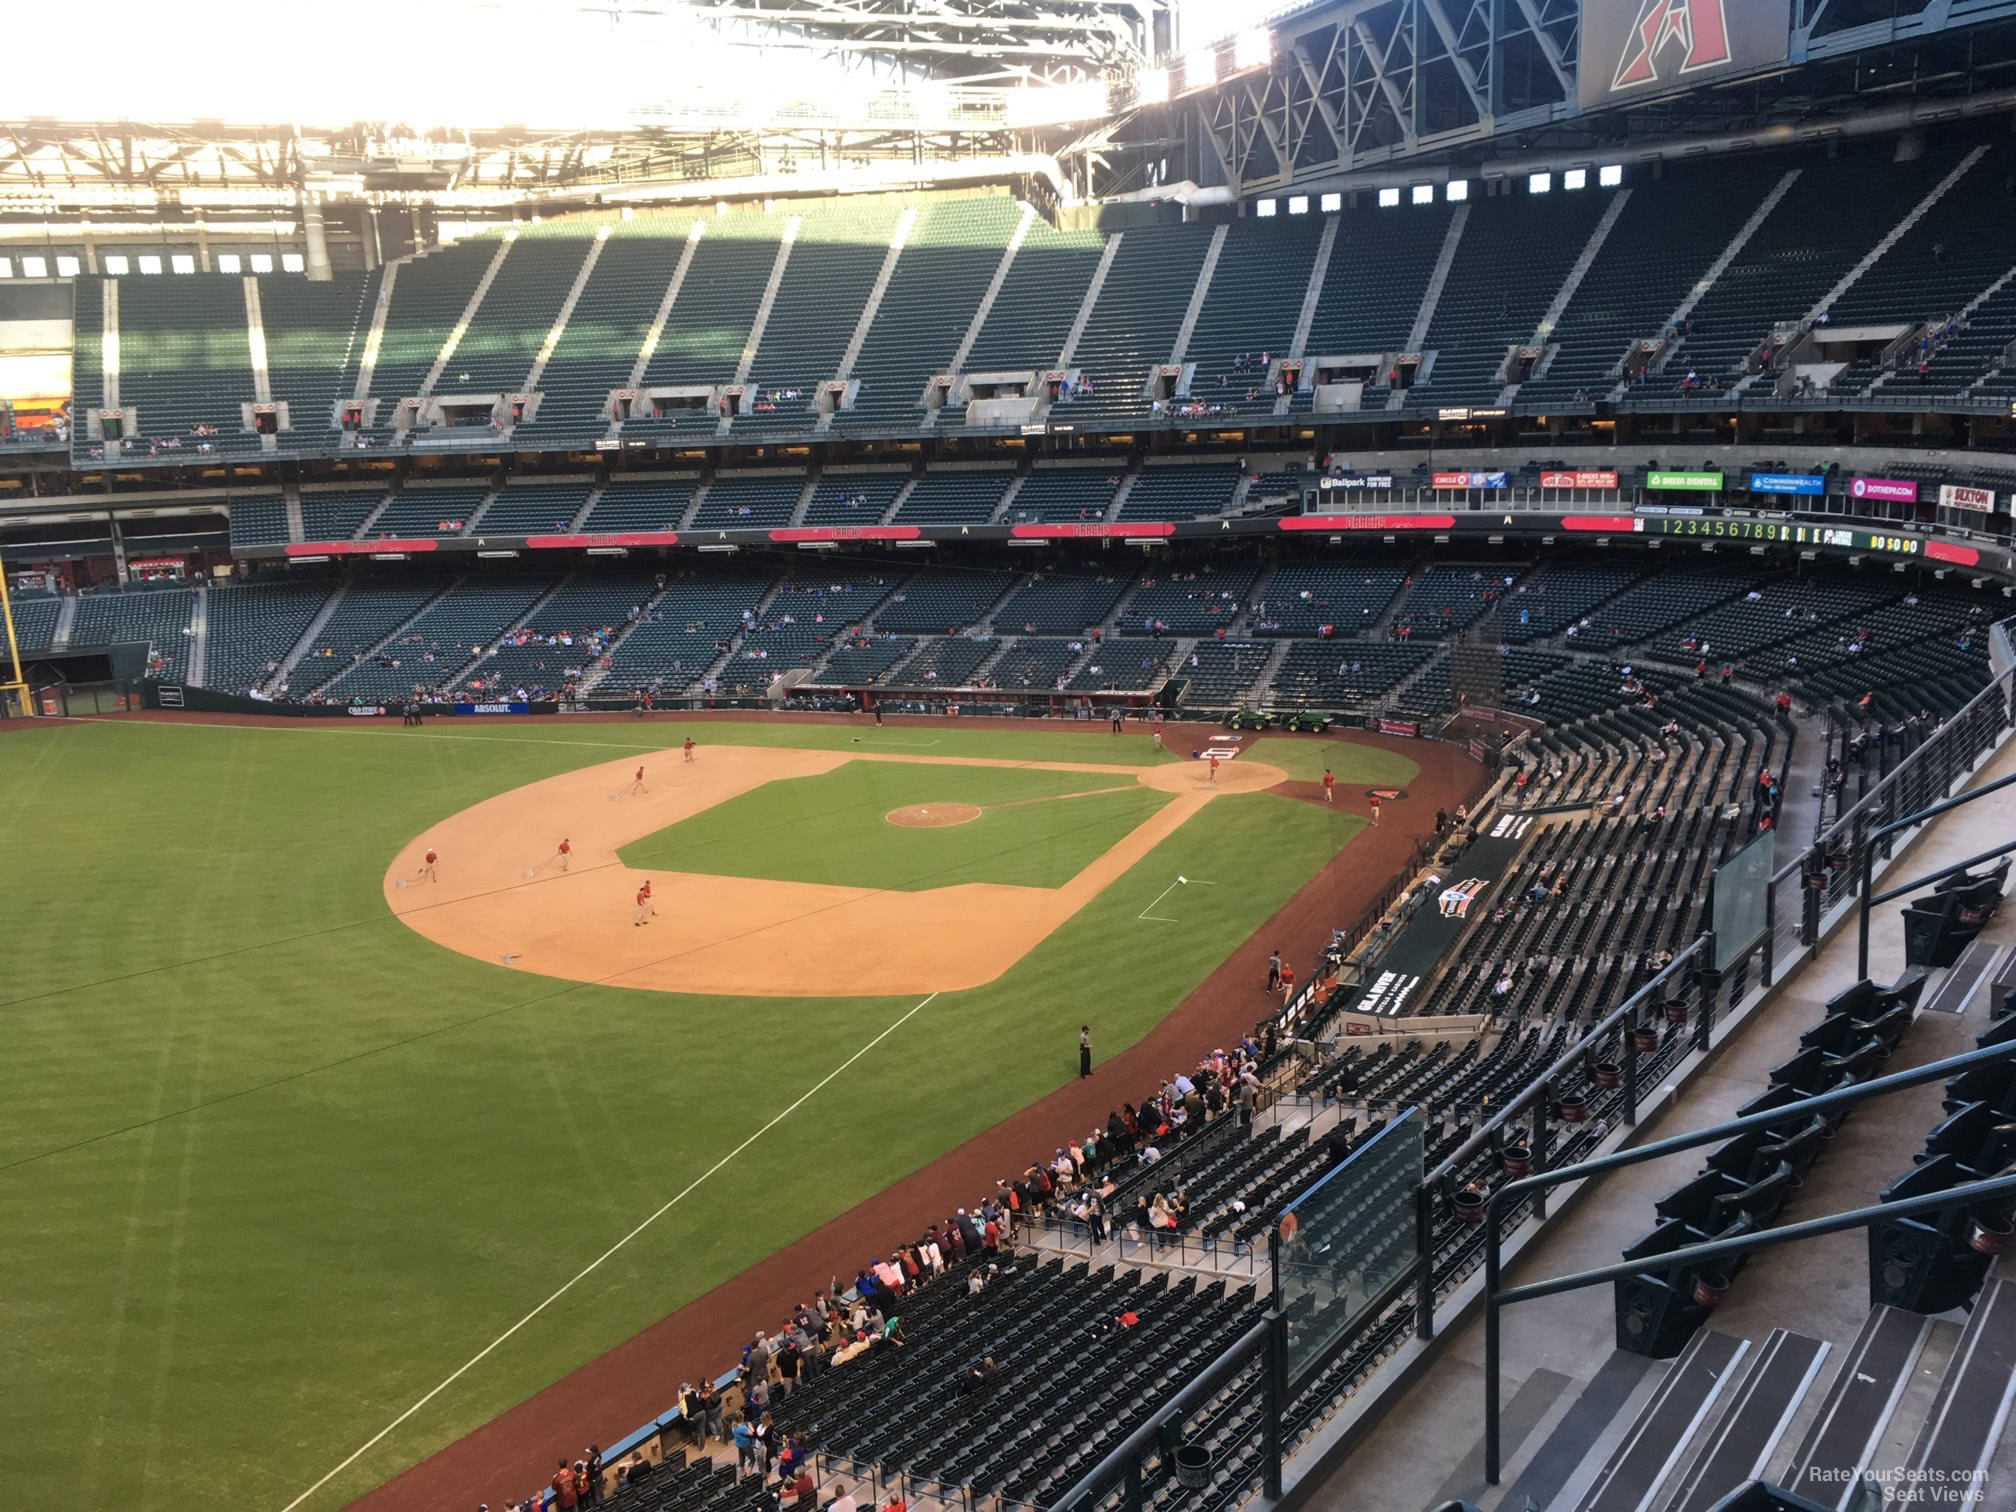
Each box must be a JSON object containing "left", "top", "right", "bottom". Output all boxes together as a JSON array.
[
  {"left": 0, "top": 718, "right": 1375, "bottom": 1511},
  {"left": 620, "top": 760, "right": 1170, "bottom": 890},
  {"left": 1242, "top": 734, "right": 1419, "bottom": 787}
]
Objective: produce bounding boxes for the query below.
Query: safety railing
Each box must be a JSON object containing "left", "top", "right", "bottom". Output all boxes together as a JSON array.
[
  {"left": 1476, "top": 1036, "right": 2016, "bottom": 1482},
  {"left": 1856, "top": 767, "right": 2016, "bottom": 975}
]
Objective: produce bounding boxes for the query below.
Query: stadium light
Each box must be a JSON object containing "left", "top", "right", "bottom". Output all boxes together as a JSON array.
[
  {"left": 1378, "top": 187, "right": 1401, "bottom": 208},
  {"left": 1411, "top": 184, "right": 1433, "bottom": 205},
  {"left": 1563, "top": 168, "right": 1588, "bottom": 190},
  {"left": 1138, "top": 68, "right": 1171, "bottom": 105},
  {"left": 1445, "top": 180, "right": 1468, "bottom": 202},
  {"left": 56, "top": 255, "right": 79, "bottom": 276},
  {"left": 1528, "top": 172, "right": 1553, "bottom": 194},
  {"left": 1235, "top": 29, "right": 1272, "bottom": 69},
  {"left": 1599, "top": 164, "right": 1624, "bottom": 187},
  {"left": 103, "top": 255, "right": 129, "bottom": 275},
  {"left": 1320, "top": 192, "right": 1341, "bottom": 213},
  {"left": 21, "top": 256, "right": 46, "bottom": 278},
  {"left": 1255, "top": 199, "right": 1277, "bottom": 218},
  {"left": 1288, "top": 194, "right": 1309, "bottom": 215},
  {"left": 1186, "top": 49, "right": 1219, "bottom": 88}
]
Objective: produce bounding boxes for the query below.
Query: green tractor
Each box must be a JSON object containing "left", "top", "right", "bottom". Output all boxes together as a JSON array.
[
  {"left": 1278, "top": 710, "right": 1336, "bottom": 733},
  {"left": 1223, "top": 707, "right": 1273, "bottom": 731}
]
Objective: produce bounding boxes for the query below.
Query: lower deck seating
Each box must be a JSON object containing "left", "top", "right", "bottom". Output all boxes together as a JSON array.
[
  {"left": 1270, "top": 641, "right": 1435, "bottom": 710},
  {"left": 71, "top": 587, "right": 196, "bottom": 679},
  {"left": 202, "top": 581, "right": 335, "bottom": 694}
]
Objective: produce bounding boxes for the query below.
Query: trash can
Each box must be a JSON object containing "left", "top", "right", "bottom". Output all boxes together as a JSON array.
[{"left": 1174, "top": 1445, "right": 1213, "bottom": 1489}]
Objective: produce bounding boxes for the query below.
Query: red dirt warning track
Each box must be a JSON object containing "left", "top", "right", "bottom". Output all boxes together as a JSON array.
[{"left": 91, "top": 711, "right": 1479, "bottom": 1511}]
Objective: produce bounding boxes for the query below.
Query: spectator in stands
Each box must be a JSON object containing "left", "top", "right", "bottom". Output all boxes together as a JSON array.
[
  {"left": 552, "top": 1460, "right": 580, "bottom": 1511},
  {"left": 830, "top": 1484, "right": 860, "bottom": 1512}
]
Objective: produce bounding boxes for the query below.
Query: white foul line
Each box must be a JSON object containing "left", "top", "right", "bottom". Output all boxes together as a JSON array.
[
  {"left": 1137, "top": 877, "right": 1214, "bottom": 922},
  {"left": 276, "top": 990, "right": 940, "bottom": 1512}
]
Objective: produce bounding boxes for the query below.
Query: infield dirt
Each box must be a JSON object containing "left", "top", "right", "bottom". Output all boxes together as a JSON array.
[{"left": 385, "top": 748, "right": 1288, "bottom": 997}]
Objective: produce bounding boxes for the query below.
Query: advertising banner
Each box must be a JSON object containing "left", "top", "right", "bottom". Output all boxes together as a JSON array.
[
  {"left": 1748, "top": 472, "right": 1826, "bottom": 497},
  {"left": 1431, "top": 471, "right": 1509, "bottom": 490},
  {"left": 1320, "top": 473, "right": 1396, "bottom": 490},
  {"left": 1580, "top": 0, "right": 1792, "bottom": 110},
  {"left": 1851, "top": 477, "right": 1919, "bottom": 504},
  {"left": 1939, "top": 484, "right": 1995, "bottom": 512},
  {"left": 1376, "top": 717, "right": 1421, "bottom": 738},
  {"left": 1648, "top": 470, "right": 1724, "bottom": 491},
  {"left": 1540, "top": 469, "right": 1620, "bottom": 489}
]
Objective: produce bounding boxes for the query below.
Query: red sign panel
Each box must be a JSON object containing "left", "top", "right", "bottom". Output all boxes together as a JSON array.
[
  {"left": 1540, "top": 469, "right": 1619, "bottom": 489},
  {"left": 770, "top": 526, "right": 923, "bottom": 543},
  {"left": 1376, "top": 718, "right": 1421, "bottom": 738},
  {"left": 1278, "top": 514, "right": 1456, "bottom": 533},
  {"left": 524, "top": 531, "right": 681, "bottom": 550},
  {"left": 287, "top": 540, "right": 440, "bottom": 557},
  {"left": 1008, "top": 522, "right": 1175, "bottom": 539},
  {"left": 1925, "top": 540, "right": 1982, "bottom": 567},
  {"left": 1561, "top": 515, "right": 1639, "bottom": 533}
]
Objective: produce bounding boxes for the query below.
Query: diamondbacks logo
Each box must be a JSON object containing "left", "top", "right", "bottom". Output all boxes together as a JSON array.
[
  {"left": 1438, "top": 878, "right": 1487, "bottom": 919},
  {"left": 1611, "top": 0, "right": 1733, "bottom": 93}
]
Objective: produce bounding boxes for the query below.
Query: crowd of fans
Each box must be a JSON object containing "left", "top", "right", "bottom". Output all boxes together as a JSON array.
[{"left": 492, "top": 1018, "right": 1301, "bottom": 1509}]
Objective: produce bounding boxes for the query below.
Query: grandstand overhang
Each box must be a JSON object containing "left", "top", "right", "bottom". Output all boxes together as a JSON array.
[{"left": 1166, "top": 0, "right": 2016, "bottom": 199}]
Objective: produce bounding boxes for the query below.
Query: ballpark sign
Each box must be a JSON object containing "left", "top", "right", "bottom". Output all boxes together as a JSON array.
[
  {"left": 1580, "top": 0, "right": 1792, "bottom": 110},
  {"left": 1939, "top": 484, "right": 1995, "bottom": 513}
]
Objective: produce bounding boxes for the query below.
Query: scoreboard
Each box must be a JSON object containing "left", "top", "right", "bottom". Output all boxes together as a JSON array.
[{"left": 1646, "top": 515, "right": 1923, "bottom": 555}]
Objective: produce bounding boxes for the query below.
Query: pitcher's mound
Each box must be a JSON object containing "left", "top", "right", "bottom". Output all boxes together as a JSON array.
[{"left": 886, "top": 803, "right": 981, "bottom": 828}]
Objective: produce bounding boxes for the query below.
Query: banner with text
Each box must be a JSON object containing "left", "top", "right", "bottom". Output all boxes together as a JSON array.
[
  {"left": 1648, "top": 470, "right": 1724, "bottom": 491},
  {"left": 1580, "top": 0, "right": 1792, "bottom": 111},
  {"left": 1540, "top": 469, "right": 1620, "bottom": 489},
  {"left": 1939, "top": 484, "right": 1995, "bottom": 512},
  {"left": 1431, "top": 471, "right": 1509, "bottom": 490},
  {"left": 1749, "top": 472, "right": 1826, "bottom": 497},
  {"left": 1851, "top": 477, "right": 1919, "bottom": 504}
]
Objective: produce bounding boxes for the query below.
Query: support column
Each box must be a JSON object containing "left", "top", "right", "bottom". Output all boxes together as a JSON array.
[{"left": 302, "top": 194, "right": 334, "bottom": 283}]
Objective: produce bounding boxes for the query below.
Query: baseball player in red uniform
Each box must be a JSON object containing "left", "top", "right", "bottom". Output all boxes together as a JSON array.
[
  {"left": 1208, "top": 754, "right": 1219, "bottom": 784},
  {"left": 633, "top": 879, "right": 654, "bottom": 926},
  {"left": 629, "top": 765, "right": 647, "bottom": 796},
  {"left": 1151, "top": 717, "right": 1164, "bottom": 751},
  {"left": 1369, "top": 794, "right": 1381, "bottom": 825},
  {"left": 419, "top": 847, "right": 438, "bottom": 883},
  {"left": 1322, "top": 768, "right": 1335, "bottom": 804},
  {"left": 683, "top": 736, "right": 695, "bottom": 764},
  {"left": 557, "top": 837, "right": 572, "bottom": 872}
]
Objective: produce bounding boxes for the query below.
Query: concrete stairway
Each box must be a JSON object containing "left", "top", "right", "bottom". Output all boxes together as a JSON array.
[
  {"left": 264, "top": 580, "right": 349, "bottom": 692},
  {"left": 420, "top": 236, "right": 516, "bottom": 397}
]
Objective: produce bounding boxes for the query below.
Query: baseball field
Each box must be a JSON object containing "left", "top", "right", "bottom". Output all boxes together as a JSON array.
[{"left": 0, "top": 712, "right": 1444, "bottom": 1512}]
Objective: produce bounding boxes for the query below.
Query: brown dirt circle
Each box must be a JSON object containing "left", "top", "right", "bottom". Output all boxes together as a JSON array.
[{"left": 885, "top": 802, "right": 982, "bottom": 827}]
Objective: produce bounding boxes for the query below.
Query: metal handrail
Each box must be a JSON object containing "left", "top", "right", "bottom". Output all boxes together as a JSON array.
[
  {"left": 1855, "top": 767, "right": 2016, "bottom": 975},
  {"left": 1422, "top": 937, "right": 1707, "bottom": 1188},
  {"left": 1771, "top": 666, "right": 2014, "bottom": 889},
  {"left": 1478, "top": 1036, "right": 2016, "bottom": 1482},
  {"left": 1043, "top": 1312, "right": 1282, "bottom": 1512}
]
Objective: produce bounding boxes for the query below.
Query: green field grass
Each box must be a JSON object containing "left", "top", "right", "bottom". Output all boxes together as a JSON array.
[
  {"left": 621, "top": 760, "right": 1170, "bottom": 890},
  {"left": 0, "top": 717, "right": 1386, "bottom": 1511}
]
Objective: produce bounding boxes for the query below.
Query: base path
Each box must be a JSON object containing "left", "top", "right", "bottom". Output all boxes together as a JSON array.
[
  {"left": 385, "top": 748, "right": 1285, "bottom": 998},
  {"left": 347, "top": 725, "right": 1481, "bottom": 1512}
]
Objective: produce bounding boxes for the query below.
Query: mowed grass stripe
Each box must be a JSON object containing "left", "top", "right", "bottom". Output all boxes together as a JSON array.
[
  {"left": 0, "top": 720, "right": 1371, "bottom": 1512},
  {"left": 619, "top": 761, "right": 1171, "bottom": 890}
]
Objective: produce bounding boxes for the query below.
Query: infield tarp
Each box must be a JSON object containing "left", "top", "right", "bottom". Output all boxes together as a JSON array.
[{"left": 1580, "top": 0, "right": 1791, "bottom": 110}]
